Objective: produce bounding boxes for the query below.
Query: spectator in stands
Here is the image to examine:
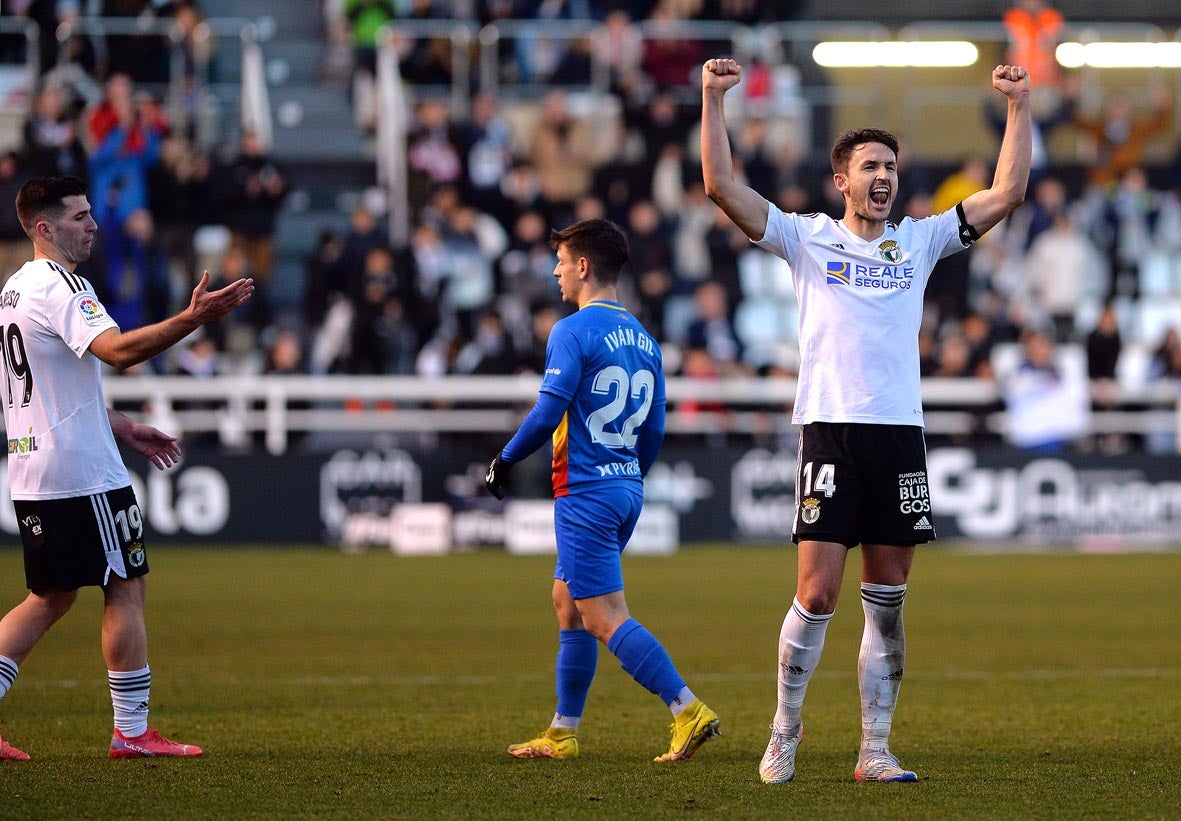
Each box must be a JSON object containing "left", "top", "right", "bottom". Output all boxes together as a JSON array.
[
  {"left": 222, "top": 130, "right": 288, "bottom": 287},
  {"left": 499, "top": 209, "right": 558, "bottom": 309},
  {"left": 1021, "top": 209, "right": 1108, "bottom": 342},
  {"left": 655, "top": 152, "right": 714, "bottom": 288},
  {"left": 530, "top": 90, "right": 599, "bottom": 212},
  {"left": 1002, "top": 0, "right": 1063, "bottom": 90},
  {"left": 642, "top": 1, "right": 704, "bottom": 90},
  {"left": 1072, "top": 88, "right": 1174, "bottom": 189},
  {"left": 626, "top": 198, "right": 674, "bottom": 339},
  {"left": 1148, "top": 327, "right": 1181, "bottom": 380},
  {"left": 1008, "top": 174, "right": 1066, "bottom": 251},
  {"left": 1106, "top": 165, "right": 1164, "bottom": 300},
  {"left": 960, "top": 312, "right": 996, "bottom": 379},
  {"left": 462, "top": 308, "right": 521, "bottom": 375},
  {"left": 457, "top": 92, "right": 515, "bottom": 214},
  {"left": 638, "top": 92, "right": 692, "bottom": 161},
  {"left": 1004, "top": 328, "right": 1090, "bottom": 453},
  {"left": 686, "top": 279, "right": 746, "bottom": 376},
  {"left": 100, "top": 0, "right": 174, "bottom": 82},
  {"left": 334, "top": 201, "right": 387, "bottom": 289},
  {"left": 407, "top": 99, "right": 464, "bottom": 214},
  {"left": 519, "top": 299, "right": 563, "bottom": 376},
  {"left": 0, "top": 153, "right": 31, "bottom": 283},
  {"left": 928, "top": 333, "right": 973, "bottom": 379},
  {"left": 23, "top": 83, "right": 88, "bottom": 179},
  {"left": 347, "top": 245, "right": 419, "bottom": 375},
  {"left": 592, "top": 8, "right": 645, "bottom": 97},
  {"left": 439, "top": 205, "right": 496, "bottom": 338},
  {"left": 99, "top": 208, "right": 172, "bottom": 344},
  {"left": 1085, "top": 300, "right": 1124, "bottom": 448},
  {"left": 147, "top": 134, "right": 214, "bottom": 279},
  {"left": 16, "top": 0, "right": 76, "bottom": 75},
  {"left": 344, "top": 0, "right": 396, "bottom": 132},
  {"left": 167, "top": 0, "right": 215, "bottom": 139},
  {"left": 86, "top": 76, "right": 167, "bottom": 227},
  {"left": 302, "top": 228, "right": 345, "bottom": 329},
  {"left": 931, "top": 157, "right": 990, "bottom": 216}
]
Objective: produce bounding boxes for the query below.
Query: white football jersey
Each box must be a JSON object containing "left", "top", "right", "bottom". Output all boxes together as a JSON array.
[
  {"left": 0, "top": 258, "right": 128, "bottom": 499},
  {"left": 755, "top": 206, "right": 966, "bottom": 426}
]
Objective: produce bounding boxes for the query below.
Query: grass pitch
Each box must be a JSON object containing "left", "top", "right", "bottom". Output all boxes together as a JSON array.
[{"left": 0, "top": 545, "right": 1178, "bottom": 819}]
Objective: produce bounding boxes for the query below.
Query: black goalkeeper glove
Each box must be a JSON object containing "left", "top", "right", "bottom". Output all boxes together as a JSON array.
[{"left": 485, "top": 455, "right": 513, "bottom": 500}]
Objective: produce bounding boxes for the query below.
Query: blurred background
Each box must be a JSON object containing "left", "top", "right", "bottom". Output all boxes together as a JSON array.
[{"left": 1, "top": 0, "right": 1180, "bottom": 550}]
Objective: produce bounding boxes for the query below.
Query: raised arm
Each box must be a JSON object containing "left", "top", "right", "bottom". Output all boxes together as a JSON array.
[
  {"left": 700, "top": 58, "right": 770, "bottom": 240},
  {"left": 960, "top": 65, "right": 1033, "bottom": 238},
  {"left": 89, "top": 270, "right": 253, "bottom": 370}
]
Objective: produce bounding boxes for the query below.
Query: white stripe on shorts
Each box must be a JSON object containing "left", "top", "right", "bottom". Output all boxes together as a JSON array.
[{"left": 90, "top": 492, "right": 128, "bottom": 581}]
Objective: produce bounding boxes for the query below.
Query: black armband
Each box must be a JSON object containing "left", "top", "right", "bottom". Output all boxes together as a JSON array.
[{"left": 956, "top": 202, "right": 980, "bottom": 244}]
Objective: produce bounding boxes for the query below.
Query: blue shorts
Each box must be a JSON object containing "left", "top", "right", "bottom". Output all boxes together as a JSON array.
[{"left": 553, "top": 484, "right": 643, "bottom": 600}]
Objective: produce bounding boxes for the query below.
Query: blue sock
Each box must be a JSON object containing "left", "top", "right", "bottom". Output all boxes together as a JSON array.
[
  {"left": 554, "top": 628, "right": 598, "bottom": 726},
  {"left": 606, "top": 618, "right": 686, "bottom": 707}
]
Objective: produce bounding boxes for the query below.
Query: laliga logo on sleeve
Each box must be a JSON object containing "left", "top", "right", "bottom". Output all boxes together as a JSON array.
[{"left": 78, "top": 297, "right": 105, "bottom": 322}]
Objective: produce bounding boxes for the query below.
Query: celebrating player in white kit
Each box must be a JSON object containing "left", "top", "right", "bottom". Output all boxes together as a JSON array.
[
  {"left": 0, "top": 176, "right": 252, "bottom": 761},
  {"left": 700, "top": 61, "right": 1032, "bottom": 783}
]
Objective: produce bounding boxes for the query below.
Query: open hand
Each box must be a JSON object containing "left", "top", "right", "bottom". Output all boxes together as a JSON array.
[
  {"left": 186, "top": 269, "right": 254, "bottom": 325},
  {"left": 123, "top": 422, "right": 182, "bottom": 470}
]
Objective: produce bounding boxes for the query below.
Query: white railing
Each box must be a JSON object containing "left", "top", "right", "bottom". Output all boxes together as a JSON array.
[{"left": 22, "top": 374, "right": 1168, "bottom": 455}]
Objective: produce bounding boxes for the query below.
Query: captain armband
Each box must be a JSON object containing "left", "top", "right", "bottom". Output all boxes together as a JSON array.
[{"left": 956, "top": 202, "right": 980, "bottom": 245}]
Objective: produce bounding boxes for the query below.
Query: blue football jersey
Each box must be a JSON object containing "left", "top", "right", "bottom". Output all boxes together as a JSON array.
[{"left": 538, "top": 300, "right": 666, "bottom": 496}]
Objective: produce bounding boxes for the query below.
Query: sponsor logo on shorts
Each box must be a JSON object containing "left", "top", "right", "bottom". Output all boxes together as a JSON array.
[
  {"left": 800, "top": 497, "right": 821, "bottom": 524},
  {"left": 913, "top": 516, "right": 932, "bottom": 531},
  {"left": 21, "top": 514, "right": 42, "bottom": 536},
  {"left": 898, "top": 470, "right": 930, "bottom": 514}
]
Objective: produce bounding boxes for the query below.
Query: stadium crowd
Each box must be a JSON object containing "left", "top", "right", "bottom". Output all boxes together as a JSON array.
[{"left": 2, "top": 1, "right": 1181, "bottom": 453}]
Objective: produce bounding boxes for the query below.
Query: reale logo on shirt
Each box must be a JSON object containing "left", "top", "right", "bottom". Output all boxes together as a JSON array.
[{"left": 825, "top": 259, "right": 915, "bottom": 291}]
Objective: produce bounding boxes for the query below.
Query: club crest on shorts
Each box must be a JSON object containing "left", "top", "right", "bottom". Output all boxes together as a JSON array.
[
  {"left": 800, "top": 497, "right": 821, "bottom": 524},
  {"left": 127, "top": 542, "right": 146, "bottom": 567},
  {"left": 878, "top": 240, "right": 903, "bottom": 264}
]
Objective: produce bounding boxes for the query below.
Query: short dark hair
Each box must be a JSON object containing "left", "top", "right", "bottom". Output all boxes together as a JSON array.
[
  {"left": 549, "top": 218, "right": 629, "bottom": 285},
  {"left": 830, "top": 128, "right": 900, "bottom": 174},
  {"left": 15, "top": 175, "right": 88, "bottom": 238}
]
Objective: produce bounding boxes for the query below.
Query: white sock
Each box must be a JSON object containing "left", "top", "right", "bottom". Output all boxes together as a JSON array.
[
  {"left": 669, "top": 686, "right": 696, "bottom": 717},
  {"left": 0, "top": 655, "right": 17, "bottom": 700},
  {"left": 859, "top": 583, "right": 907, "bottom": 751},
  {"left": 108, "top": 665, "right": 151, "bottom": 737},
  {"left": 551, "top": 712, "right": 579, "bottom": 731},
  {"left": 773, "top": 598, "right": 834, "bottom": 735}
]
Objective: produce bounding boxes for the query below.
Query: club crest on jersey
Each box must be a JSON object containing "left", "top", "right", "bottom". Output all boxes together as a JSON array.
[
  {"left": 825, "top": 261, "right": 850, "bottom": 285},
  {"left": 878, "top": 240, "right": 903, "bottom": 264},
  {"left": 800, "top": 497, "right": 821, "bottom": 524}
]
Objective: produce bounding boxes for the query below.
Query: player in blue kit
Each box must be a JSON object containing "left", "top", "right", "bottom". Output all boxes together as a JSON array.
[{"left": 485, "top": 218, "right": 719, "bottom": 763}]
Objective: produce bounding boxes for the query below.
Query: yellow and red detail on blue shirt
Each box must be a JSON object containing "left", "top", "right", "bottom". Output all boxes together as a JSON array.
[{"left": 543, "top": 301, "right": 665, "bottom": 497}]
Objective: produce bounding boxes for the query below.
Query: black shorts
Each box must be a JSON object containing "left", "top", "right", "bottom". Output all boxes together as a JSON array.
[
  {"left": 14, "top": 486, "right": 150, "bottom": 591},
  {"left": 793, "top": 422, "right": 935, "bottom": 548}
]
